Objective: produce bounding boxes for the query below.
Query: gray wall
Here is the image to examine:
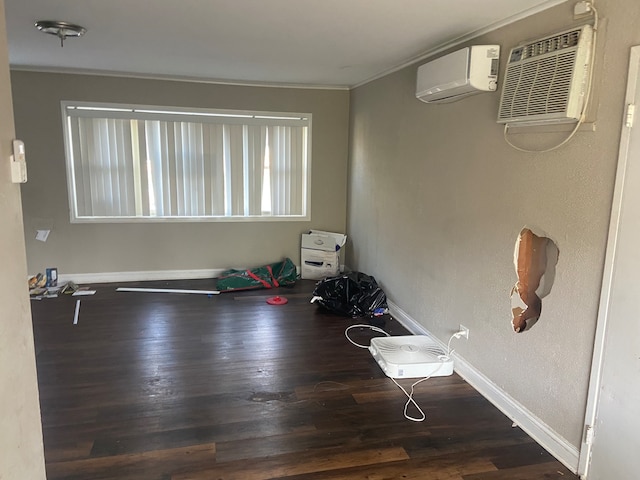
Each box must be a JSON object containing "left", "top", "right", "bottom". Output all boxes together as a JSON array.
[
  {"left": 347, "top": 0, "right": 639, "bottom": 448},
  {"left": 11, "top": 72, "right": 350, "bottom": 276},
  {"left": 0, "top": 0, "right": 46, "bottom": 477}
]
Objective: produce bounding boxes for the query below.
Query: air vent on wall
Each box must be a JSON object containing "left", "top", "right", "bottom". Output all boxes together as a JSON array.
[{"left": 497, "top": 25, "right": 593, "bottom": 126}]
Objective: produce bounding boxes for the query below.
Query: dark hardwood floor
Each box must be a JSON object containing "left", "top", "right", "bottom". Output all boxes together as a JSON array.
[{"left": 30, "top": 278, "right": 578, "bottom": 480}]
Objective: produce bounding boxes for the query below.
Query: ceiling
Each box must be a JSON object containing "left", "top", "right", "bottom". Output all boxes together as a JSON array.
[{"left": 4, "top": 0, "right": 564, "bottom": 89}]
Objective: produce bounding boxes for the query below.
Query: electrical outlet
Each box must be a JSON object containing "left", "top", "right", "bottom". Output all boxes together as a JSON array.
[{"left": 458, "top": 324, "right": 469, "bottom": 340}]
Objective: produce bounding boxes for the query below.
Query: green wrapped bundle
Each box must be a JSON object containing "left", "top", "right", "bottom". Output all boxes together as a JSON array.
[{"left": 216, "top": 258, "right": 297, "bottom": 292}]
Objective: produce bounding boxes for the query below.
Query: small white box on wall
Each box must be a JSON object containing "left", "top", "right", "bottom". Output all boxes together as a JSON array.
[{"left": 301, "top": 230, "right": 347, "bottom": 280}]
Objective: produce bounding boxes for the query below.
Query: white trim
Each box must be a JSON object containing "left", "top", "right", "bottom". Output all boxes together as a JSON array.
[
  {"left": 68, "top": 215, "right": 312, "bottom": 224},
  {"left": 116, "top": 287, "right": 220, "bottom": 295},
  {"left": 454, "top": 353, "right": 580, "bottom": 473},
  {"left": 58, "top": 268, "right": 228, "bottom": 284},
  {"left": 56, "top": 265, "right": 303, "bottom": 285},
  {"left": 73, "top": 300, "right": 81, "bottom": 325},
  {"left": 65, "top": 101, "right": 311, "bottom": 125},
  {"left": 10, "top": 66, "right": 350, "bottom": 91},
  {"left": 387, "top": 300, "right": 433, "bottom": 336},
  {"left": 387, "top": 300, "right": 580, "bottom": 474},
  {"left": 578, "top": 45, "right": 640, "bottom": 479},
  {"left": 352, "top": 0, "right": 566, "bottom": 89}
]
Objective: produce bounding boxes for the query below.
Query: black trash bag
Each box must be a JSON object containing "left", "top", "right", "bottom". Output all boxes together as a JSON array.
[{"left": 311, "top": 271, "right": 388, "bottom": 317}]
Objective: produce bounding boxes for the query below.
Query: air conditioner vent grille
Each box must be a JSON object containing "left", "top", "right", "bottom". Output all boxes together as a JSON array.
[
  {"left": 497, "top": 25, "right": 593, "bottom": 125},
  {"left": 522, "top": 30, "right": 581, "bottom": 59},
  {"left": 499, "top": 51, "right": 577, "bottom": 118}
]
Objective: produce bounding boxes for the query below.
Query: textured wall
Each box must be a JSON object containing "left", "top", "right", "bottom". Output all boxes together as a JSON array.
[
  {"left": 0, "top": 0, "right": 47, "bottom": 477},
  {"left": 347, "top": 0, "right": 639, "bottom": 448},
  {"left": 11, "top": 72, "right": 350, "bottom": 276}
]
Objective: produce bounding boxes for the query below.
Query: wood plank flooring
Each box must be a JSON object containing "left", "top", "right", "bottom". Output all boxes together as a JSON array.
[{"left": 30, "top": 278, "right": 578, "bottom": 479}]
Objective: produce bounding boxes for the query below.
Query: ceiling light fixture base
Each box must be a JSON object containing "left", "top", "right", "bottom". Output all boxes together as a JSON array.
[{"left": 35, "top": 20, "right": 86, "bottom": 47}]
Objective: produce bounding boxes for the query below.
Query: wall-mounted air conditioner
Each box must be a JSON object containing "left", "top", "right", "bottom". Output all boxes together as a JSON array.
[
  {"left": 497, "top": 25, "right": 594, "bottom": 126},
  {"left": 416, "top": 45, "right": 500, "bottom": 103}
]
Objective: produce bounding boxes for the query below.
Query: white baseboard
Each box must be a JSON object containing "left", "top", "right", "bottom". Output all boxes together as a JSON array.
[
  {"left": 58, "top": 268, "right": 227, "bottom": 284},
  {"left": 387, "top": 300, "right": 435, "bottom": 336},
  {"left": 57, "top": 265, "right": 304, "bottom": 285},
  {"left": 387, "top": 300, "right": 580, "bottom": 474}
]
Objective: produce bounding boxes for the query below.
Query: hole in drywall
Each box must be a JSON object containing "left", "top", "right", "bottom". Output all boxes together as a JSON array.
[{"left": 510, "top": 227, "right": 559, "bottom": 333}]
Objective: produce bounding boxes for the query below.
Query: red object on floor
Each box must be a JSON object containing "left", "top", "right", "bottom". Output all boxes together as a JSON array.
[{"left": 266, "top": 295, "right": 288, "bottom": 305}]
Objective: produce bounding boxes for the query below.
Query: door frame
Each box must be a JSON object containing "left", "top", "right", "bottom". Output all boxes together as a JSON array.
[{"left": 578, "top": 45, "right": 640, "bottom": 478}]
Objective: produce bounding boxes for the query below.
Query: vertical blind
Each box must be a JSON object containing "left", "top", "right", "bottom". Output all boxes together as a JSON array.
[{"left": 63, "top": 103, "right": 311, "bottom": 221}]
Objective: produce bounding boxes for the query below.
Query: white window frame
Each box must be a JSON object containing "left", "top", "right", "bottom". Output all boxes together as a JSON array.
[{"left": 61, "top": 101, "right": 312, "bottom": 223}]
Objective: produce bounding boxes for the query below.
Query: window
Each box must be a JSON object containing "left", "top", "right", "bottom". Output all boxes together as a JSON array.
[{"left": 62, "top": 102, "right": 311, "bottom": 222}]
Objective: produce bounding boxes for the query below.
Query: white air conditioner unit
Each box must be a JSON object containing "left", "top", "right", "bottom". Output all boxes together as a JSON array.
[
  {"left": 416, "top": 45, "right": 500, "bottom": 104},
  {"left": 497, "top": 25, "right": 594, "bottom": 126}
]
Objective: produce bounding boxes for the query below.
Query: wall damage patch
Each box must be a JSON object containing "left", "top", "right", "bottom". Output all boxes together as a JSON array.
[{"left": 511, "top": 228, "right": 559, "bottom": 333}]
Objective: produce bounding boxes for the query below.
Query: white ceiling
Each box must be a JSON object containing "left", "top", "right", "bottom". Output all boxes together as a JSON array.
[{"left": 4, "top": 0, "right": 564, "bottom": 88}]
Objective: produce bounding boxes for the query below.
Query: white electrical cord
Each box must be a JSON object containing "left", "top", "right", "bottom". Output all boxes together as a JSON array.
[
  {"left": 344, "top": 324, "right": 465, "bottom": 422},
  {"left": 503, "top": 117, "right": 583, "bottom": 153},
  {"left": 504, "top": 6, "right": 599, "bottom": 153},
  {"left": 447, "top": 330, "right": 464, "bottom": 356},
  {"left": 344, "top": 323, "right": 390, "bottom": 348},
  {"left": 390, "top": 367, "right": 441, "bottom": 422}
]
